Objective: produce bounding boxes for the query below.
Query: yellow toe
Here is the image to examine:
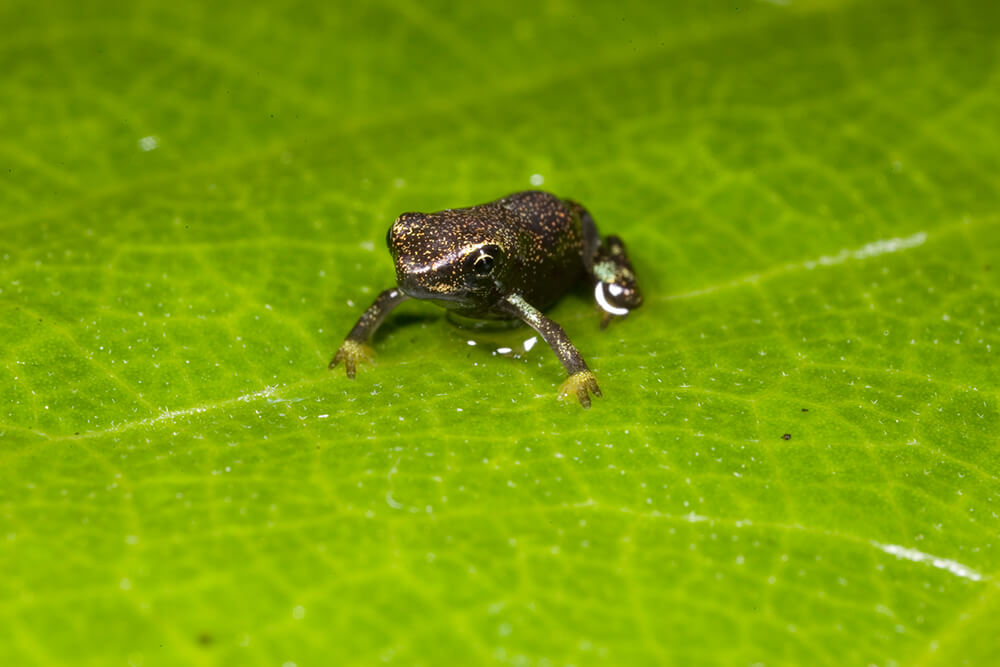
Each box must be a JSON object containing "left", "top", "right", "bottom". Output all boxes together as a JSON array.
[
  {"left": 558, "top": 370, "right": 602, "bottom": 408},
  {"left": 329, "top": 340, "right": 374, "bottom": 378}
]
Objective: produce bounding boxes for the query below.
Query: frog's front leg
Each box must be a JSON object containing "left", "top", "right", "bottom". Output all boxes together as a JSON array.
[
  {"left": 499, "top": 294, "right": 602, "bottom": 408},
  {"left": 329, "top": 287, "right": 410, "bottom": 378}
]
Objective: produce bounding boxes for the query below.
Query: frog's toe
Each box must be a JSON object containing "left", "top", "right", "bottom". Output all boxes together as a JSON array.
[
  {"left": 599, "top": 310, "right": 624, "bottom": 330},
  {"left": 329, "top": 340, "right": 374, "bottom": 379},
  {"left": 558, "top": 370, "right": 602, "bottom": 408}
]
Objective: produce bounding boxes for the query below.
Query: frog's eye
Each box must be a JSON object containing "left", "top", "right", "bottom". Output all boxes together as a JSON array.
[
  {"left": 473, "top": 254, "right": 494, "bottom": 276},
  {"left": 466, "top": 245, "right": 501, "bottom": 278}
]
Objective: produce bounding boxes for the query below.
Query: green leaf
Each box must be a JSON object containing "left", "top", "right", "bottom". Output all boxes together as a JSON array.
[{"left": 2, "top": 0, "right": 998, "bottom": 664}]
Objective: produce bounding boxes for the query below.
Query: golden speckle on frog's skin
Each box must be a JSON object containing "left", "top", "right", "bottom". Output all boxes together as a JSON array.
[{"left": 331, "top": 191, "right": 643, "bottom": 408}]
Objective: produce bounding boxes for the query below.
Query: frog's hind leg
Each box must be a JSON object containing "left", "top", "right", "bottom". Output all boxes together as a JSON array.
[
  {"left": 592, "top": 235, "right": 643, "bottom": 329},
  {"left": 572, "top": 203, "right": 643, "bottom": 329}
]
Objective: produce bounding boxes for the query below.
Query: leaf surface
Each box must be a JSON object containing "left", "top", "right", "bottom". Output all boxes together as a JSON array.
[{"left": 2, "top": 1, "right": 998, "bottom": 665}]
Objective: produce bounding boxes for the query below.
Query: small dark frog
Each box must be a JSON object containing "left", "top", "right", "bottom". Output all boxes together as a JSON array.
[{"left": 330, "top": 191, "right": 642, "bottom": 407}]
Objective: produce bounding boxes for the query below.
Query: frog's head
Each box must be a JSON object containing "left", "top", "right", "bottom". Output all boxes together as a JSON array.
[{"left": 386, "top": 211, "right": 510, "bottom": 308}]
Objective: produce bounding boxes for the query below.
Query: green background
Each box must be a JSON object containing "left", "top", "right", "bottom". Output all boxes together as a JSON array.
[{"left": 2, "top": 0, "right": 999, "bottom": 665}]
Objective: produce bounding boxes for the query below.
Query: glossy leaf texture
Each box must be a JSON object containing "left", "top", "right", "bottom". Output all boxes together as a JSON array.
[{"left": 2, "top": 1, "right": 999, "bottom": 665}]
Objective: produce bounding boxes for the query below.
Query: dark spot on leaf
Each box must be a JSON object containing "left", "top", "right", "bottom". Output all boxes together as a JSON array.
[
  {"left": 782, "top": 433, "right": 791, "bottom": 440},
  {"left": 196, "top": 632, "right": 213, "bottom": 646},
  {"left": 801, "top": 408, "right": 808, "bottom": 412}
]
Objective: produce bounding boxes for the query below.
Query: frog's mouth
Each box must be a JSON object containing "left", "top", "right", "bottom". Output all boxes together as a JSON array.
[{"left": 397, "top": 281, "right": 467, "bottom": 304}]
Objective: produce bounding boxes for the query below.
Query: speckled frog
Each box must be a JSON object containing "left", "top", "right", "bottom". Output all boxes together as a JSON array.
[{"left": 330, "top": 190, "right": 642, "bottom": 407}]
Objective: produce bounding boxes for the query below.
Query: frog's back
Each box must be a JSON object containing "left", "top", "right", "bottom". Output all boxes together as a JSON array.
[
  {"left": 499, "top": 190, "right": 577, "bottom": 238},
  {"left": 497, "top": 190, "right": 586, "bottom": 309}
]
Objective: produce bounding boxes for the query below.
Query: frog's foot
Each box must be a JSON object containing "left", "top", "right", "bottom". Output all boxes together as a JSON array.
[
  {"left": 598, "top": 309, "right": 627, "bottom": 330},
  {"left": 558, "top": 370, "right": 602, "bottom": 409},
  {"left": 329, "top": 339, "right": 374, "bottom": 379}
]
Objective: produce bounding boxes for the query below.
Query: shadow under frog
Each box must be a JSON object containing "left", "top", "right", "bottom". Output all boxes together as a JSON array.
[{"left": 330, "top": 191, "right": 642, "bottom": 408}]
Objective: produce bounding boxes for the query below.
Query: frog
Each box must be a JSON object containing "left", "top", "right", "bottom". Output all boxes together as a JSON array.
[{"left": 329, "top": 190, "right": 642, "bottom": 407}]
